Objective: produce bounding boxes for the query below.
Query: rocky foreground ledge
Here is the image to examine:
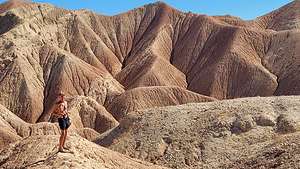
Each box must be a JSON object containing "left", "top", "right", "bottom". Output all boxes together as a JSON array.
[{"left": 0, "top": 135, "right": 168, "bottom": 169}]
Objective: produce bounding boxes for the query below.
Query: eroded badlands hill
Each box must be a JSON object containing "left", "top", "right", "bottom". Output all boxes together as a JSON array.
[
  {"left": 0, "top": 0, "right": 299, "bottom": 126},
  {"left": 0, "top": 0, "right": 300, "bottom": 168}
]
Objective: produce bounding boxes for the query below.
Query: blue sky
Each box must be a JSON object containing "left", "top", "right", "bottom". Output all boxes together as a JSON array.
[{"left": 1, "top": 0, "right": 293, "bottom": 20}]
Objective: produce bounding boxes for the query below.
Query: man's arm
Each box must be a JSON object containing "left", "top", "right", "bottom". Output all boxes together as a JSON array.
[
  {"left": 64, "top": 101, "right": 68, "bottom": 114},
  {"left": 48, "top": 103, "right": 57, "bottom": 122}
]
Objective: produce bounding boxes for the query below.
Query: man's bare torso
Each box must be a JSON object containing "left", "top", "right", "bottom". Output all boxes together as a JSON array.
[{"left": 54, "top": 101, "right": 68, "bottom": 118}]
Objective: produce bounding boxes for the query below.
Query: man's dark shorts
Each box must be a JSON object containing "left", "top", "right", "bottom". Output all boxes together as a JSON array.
[{"left": 58, "top": 116, "right": 71, "bottom": 130}]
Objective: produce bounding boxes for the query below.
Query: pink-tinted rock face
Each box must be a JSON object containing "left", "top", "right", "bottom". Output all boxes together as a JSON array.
[{"left": 0, "top": 0, "right": 31, "bottom": 14}]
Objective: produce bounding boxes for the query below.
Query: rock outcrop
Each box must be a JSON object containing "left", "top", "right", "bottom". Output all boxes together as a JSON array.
[
  {"left": 0, "top": 103, "right": 60, "bottom": 150},
  {"left": 97, "top": 96, "right": 300, "bottom": 168},
  {"left": 67, "top": 96, "right": 119, "bottom": 134},
  {"left": 0, "top": 98, "right": 118, "bottom": 150}
]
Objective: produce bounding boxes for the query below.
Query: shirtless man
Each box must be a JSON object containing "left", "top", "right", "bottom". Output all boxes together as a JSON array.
[{"left": 49, "top": 92, "right": 71, "bottom": 152}]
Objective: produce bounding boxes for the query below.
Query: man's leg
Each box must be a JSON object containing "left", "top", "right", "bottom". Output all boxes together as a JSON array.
[
  {"left": 62, "top": 129, "right": 68, "bottom": 149},
  {"left": 59, "top": 130, "right": 65, "bottom": 151}
]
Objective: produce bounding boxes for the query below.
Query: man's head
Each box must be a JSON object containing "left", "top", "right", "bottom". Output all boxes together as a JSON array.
[{"left": 57, "top": 91, "right": 65, "bottom": 101}]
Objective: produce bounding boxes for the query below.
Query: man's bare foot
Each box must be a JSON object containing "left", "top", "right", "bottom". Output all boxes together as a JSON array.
[
  {"left": 58, "top": 148, "right": 66, "bottom": 153},
  {"left": 63, "top": 146, "right": 70, "bottom": 150}
]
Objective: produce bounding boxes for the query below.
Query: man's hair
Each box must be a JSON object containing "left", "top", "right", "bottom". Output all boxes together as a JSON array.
[{"left": 56, "top": 100, "right": 64, "bottom": 104}]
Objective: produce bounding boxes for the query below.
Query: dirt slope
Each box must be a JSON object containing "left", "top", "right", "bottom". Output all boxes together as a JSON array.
[{"left": 106, "top": 86, "right": 216, "bottom": 120}]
